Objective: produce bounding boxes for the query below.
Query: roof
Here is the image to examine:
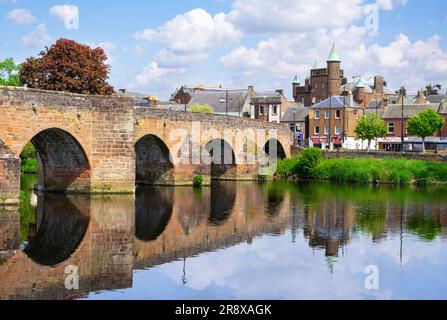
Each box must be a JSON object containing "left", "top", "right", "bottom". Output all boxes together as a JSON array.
[
  {"left": 427, "top": 94, "right": 447, "bottom": 104},
  {"left": 310, "top": 96, "right": 362, "bottom": 109},
  {"left": 355, "top": 78, "right": 365, "bottom": 88},
  {"left": 153, "top": 103, "right": 186, "bottom": 111},
  {"left": 115, "top": 90, "right": 150, "bottom": 99},
  {"left": 366, "top": 99, "right": 383, "bottom": 110},
  {"left": 381, "top": 104, "right": 439, "bottom": 119},
  {"left": 281, "top": 107, "right": 310, "bottom": 122},
  {"left": 327, "top": 44, "right": 341, "bottom": 62},
  {"left": 188, "top": 89, "right": 249, "bottom": 113},
  {"left": 387, "top": 94, "right": 417, "bottom": 105},
  {"left": 293, "top": 75, "right": 299, "bottom": 84}
]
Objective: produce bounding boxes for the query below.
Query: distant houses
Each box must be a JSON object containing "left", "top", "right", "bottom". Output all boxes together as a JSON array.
[{"left": 116, "top": 44, "right": 447, "bottom": 152}]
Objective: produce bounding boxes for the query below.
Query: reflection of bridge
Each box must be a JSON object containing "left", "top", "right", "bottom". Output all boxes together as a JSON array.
[
  {"left": 0, "top": 182, "right": 292, "bottom": 300},
  {"left": 1, "top": 182, "right": 447, "bottom": 300},
  {"left": 0, "top": 87, "right": 293, "bottom": 204}
]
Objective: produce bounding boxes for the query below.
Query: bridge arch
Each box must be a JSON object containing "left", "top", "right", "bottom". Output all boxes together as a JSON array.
[
  {"left": 23, "top": 128, "right": 91, "bottom": 193},
  {"left": 263, "top": 139, "right": 287, "bottom": 160},
  {"left": 135, "top": 134, "right": 174, "bottom": 185},
  {"left": 205, "top": 139, "right": 237, "bottom": 179},
  {"left": 135, "top": 186, "right": 173, "bottom": 241},
  {"left": 24, "top": 194, "right": 90, "bottom": 266}
]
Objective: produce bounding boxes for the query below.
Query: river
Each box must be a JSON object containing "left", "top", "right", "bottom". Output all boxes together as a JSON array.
[{"left": 0, "top": 174, "right": 446, "bottom": 300}]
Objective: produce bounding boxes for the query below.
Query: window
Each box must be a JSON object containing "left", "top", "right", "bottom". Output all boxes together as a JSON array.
[
  {"left": 259, "top": 105, "right": 265, "bottom": 116},
  {"left": 325, "top": 110, "right": 331, "bottom": 119},
  {"left": 335, "top": 110, "right": 341, "bottom": 119},
  {"left": 315, "top": 110, "right": 320, "bottom": 119},
  {"left": 335, "top": 125, "right": 341, "bottom": 135},
  {"left": 322, "top": 82, "right": 326, "bottom": 89},
  {"left": 324, "top": 125, "right": 330, "bottom": 135},
  {"left": 272, "top": 105, "right": 278, "bottom": 116},
  {"left": 314, "top": 126, "right": 320, "bottom": 135},
  {"left": 301, "top": 97, "right": 305, "bottom": 105},
  {"left": 388, "top": 123, "right": 395, "bottom": 135},
  {"left": 315, "top": 83, "right": 318, "bottom": 90},
  {"left": 296, "top": 123, "right": 302, "bottom": 132}
]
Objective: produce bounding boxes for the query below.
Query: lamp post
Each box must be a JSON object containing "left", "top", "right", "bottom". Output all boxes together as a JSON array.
[
  {"left": 400, "top": 87, "right": 406, "bottom": 152},
  {"left": 293, "top": 109, "right": 297, "bottom": 146}
]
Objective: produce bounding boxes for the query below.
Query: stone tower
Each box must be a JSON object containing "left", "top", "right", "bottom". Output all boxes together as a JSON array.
[
  {"left": 327, "top": 43, "right": 341, "bottom": 97},
  {"left": 292, "top": 75, "right": 300, "bottom": 101}
]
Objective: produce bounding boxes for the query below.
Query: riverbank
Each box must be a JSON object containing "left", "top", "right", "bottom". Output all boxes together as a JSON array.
[{"left": 278, "top": 149, "right": 447, "bottom": 185}]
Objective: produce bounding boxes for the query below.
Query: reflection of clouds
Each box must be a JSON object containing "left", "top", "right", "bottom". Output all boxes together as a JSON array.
[{"left": 154, "top": 231, "right": 447, "bottom": 299}]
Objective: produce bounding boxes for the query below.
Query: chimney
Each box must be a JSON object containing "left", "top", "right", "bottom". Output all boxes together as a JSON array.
[
  {"left": 276, "top": 89, "right": 285, "bottom": 96},
  {"left": 416, "top": 90, "right": 427, "bottom": 104},
  {"left": 347, "top": 90, "right": 354, "bottom": 107},
  {"left": 374, "top": 76, "right": 385, "bottom": 95}
]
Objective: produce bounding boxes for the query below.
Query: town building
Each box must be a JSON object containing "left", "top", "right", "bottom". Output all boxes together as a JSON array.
[
  {"left": 309, "top": 94, "right": 365, "bottom": 150},
  {"left": 187, "top": 87, "right": 253, "bottom": 117},
  {"left": 292, "top": 44, "right": 392, "bottom": 107},
  {"left": 378, "top": 101, "right": 447, "bottom": 151},
  {"left": 281, "top": 107, "right": 310, "bottom": 147},
  {"left": 249, "top": 89, "right": 299, "bottom": 124}
]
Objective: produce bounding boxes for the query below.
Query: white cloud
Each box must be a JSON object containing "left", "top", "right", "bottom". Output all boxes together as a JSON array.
[
  {"left": 49, "top": 4, "right": 79, "bottom": 24},
  {"left": 21, "top": 23, "right": 51, "bottom": 47},
  {"left": 373, "top": 0, "right": 407, "bottom": 10},
  {"left": 135, "top": 8, "right": 242, "bottom": 66},
  {"left": 7, "top": 8, "right": 36, "bottom": 25},
  {"left": 129, "top": 62, "right": 185, "bottom": 96},
  {"left": 227, "top": 0, "right": 367, "bottom": 33},
  {"left": 221, "top": 28, "right": 447, "bottom": 94}
]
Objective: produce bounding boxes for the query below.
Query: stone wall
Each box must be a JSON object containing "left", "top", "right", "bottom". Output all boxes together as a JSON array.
[
  {"left": 0, "top": 141, "right": 20, "bottom": 205},
  {"left": 0, "top": 86, "right": 294, "bottom": 197},
  {"left": 323, "top": 150, "right": 447, "bottom": 162},
  {"left": 0, "top": 86, "right": 136, "bottom": 197}
]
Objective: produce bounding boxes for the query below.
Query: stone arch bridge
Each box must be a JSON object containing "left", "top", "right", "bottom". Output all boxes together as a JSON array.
[{"left": 0, "top": 87, "right": 293, "bottom": 204}]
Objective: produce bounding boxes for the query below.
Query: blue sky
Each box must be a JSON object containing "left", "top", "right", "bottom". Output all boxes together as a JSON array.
[{"left": 1, "top": 0, "right": 447, "bottom": 99}]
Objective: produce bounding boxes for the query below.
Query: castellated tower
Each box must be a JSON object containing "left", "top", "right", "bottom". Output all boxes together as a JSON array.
[{"left": 327, "top": 43, "right": 341, "bottom": 97}]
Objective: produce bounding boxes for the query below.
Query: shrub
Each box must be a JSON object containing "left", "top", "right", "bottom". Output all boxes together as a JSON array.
[
  {"left": 188, "top": 104, "right": 214, "bottom": 114},
  {"left": 193, "top": 175, "right": 204, "bottom": 188},
  {"left": 276, "top": 157, "right": 299, "bottom": 177},
  {"left": 295, "top": 148, "right": 322, "bottom": 178}
]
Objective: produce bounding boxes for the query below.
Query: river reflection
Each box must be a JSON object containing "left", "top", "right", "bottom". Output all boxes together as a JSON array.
[{"left": 0, "top": 176, "right": 447, "bottom": 300}]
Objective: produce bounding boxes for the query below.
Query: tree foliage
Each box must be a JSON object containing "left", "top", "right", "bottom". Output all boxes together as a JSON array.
[
  {"left": 407, "top": 109, "right": 445, "bottom": 139},
  {"left": 407, "top": 109, "right": 445, "bottom": 152},
  {"left": 0, "top": 58, "right": 22, "bottom": 86},
  {"left": 188, "top": 104, "right": 214, "bottom": 114},
  {"left": 19, "top": 38, "right": 114, "bottom": 95},
  {"left": 355, "top": 113, "right": 387, "bottom": 150}
]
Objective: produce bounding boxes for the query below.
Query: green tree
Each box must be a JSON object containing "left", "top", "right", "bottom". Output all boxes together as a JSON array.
[
  {"left": 355, "top": 113, "right": 387, "bottom": 151},
  {"left": 0, "top": 58, "right": 22, "bottom": 86},
  {"left": 188, "top": 104, "right": 214, "bottom": 114},
  {"left": 407, "top": 109, "right": 445, "bottom": 153}
]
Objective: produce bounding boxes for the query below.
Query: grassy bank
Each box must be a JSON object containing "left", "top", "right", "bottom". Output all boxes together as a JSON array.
[{"left": 277, "top": 149, "right": 447, "bottom": 185}]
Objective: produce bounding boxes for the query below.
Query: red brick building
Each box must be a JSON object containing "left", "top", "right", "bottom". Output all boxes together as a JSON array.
[{"left": 293, "top": 44, "right": 390, "bottom": 107}]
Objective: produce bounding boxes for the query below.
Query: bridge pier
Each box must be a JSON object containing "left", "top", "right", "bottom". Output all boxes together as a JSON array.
[
  {"left": 0, "top": 142, "right": 20, "bottom": 205},
  {"left": 211, "top": 164, "right": 261, "bottom": 181}
]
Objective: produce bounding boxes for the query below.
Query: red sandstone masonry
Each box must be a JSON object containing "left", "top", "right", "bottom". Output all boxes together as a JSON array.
[
  {"left": 0, "top": 86, "right": 294, "bottom": 199},
  {"left": 0, "top": 86, "right": 136, "bottom": 199}
]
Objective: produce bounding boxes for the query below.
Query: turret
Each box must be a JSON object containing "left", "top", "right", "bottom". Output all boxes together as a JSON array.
[
  {"left": 354, "top": 78, "right": 365, "bottom": 104},
  {"left": 327, "top": 43, "right": 341, "bottom": 97},
  {"left": 292, "top": 75, "right": 300, "bottom": 100}
]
